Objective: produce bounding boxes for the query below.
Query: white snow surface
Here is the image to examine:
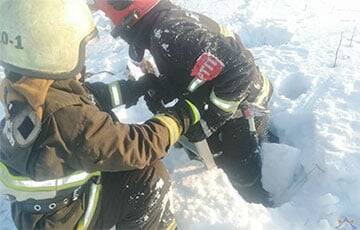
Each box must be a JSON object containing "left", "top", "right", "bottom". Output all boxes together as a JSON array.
[{"left": 1, "top": 0, "right": 360, "bottom": 229}]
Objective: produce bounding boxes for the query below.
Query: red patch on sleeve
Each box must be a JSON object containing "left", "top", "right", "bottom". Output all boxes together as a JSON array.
[{"left": 191, "top": 52, "right": 225, "bottom": 81}]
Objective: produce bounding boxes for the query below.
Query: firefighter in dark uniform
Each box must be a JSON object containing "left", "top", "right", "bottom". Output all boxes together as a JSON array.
[
  {"left": 0, "top": 0, "right": 200, "bottom": 229},
  {"left": 89, "top": 0, "right": 274, "bottom": 206}
]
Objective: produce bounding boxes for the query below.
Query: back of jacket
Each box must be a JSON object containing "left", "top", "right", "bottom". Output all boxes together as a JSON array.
[
  {"left": 142, "top": 1, "right": 264, "bottom": 105},
  {"left": 0, "top": 78, "right": 175, "bottom": 229}
]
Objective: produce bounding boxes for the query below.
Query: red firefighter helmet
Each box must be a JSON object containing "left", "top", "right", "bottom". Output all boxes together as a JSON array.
[{"left": 92, "top": 0, "right": 160, "bottom": 27}]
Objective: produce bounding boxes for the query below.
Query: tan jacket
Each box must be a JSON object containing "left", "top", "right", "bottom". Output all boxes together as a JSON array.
[
  {"left": 0, "top": 78, "right": 178, "bottom": 182},
  {"left": 0, "top": 77, "right": 183, "bottom": 229},
  {"left": 32, "top": 79, "right": 175, "bottom": 179}
]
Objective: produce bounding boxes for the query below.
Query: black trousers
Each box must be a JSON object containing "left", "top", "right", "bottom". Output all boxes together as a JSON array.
[
  {"left": 209, "top": 115, "right": 269, "bottom": 189},
  {"left": 94, "top": 160, "right": 172, "bottom": 230}
]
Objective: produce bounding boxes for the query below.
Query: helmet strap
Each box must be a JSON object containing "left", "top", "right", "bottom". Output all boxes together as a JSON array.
[
  {"left": 111, "top": 10, "right": 140, "bottom": 38},
  {"left": 123, "top": 10, "right": 141, "bottom": 29},
  {"left": 107, "top": 0, "right": 133, "bottom": 10}
]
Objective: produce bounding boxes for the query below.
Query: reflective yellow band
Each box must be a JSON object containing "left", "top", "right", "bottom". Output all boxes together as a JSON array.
[
  {"left": 0, "top": 162, "right": 100, "bottom": 192},
  {"left": 210, "top": 90, "right": 242, "bottom": 113},
  {"left": 0, "top": 162, "right": 100, "bottom": 201},
  {"left": 77, "top": 183, "right": 102, "bottom": 230},
  {"left": 166, "top": 219, "right": 177, "bottom": 230},
  {"left": 187, "top": 78, "right": 205, "bottom": 92},
  {"left": 219, "top": 25, "right": 236, "bottom": 39},
  {"left": 154, "top": 115, "right": 182, "bottom": 145},
  {"left": 108, "top": 81, "right": 123, "bottom": 108},
  {"left": 254, "top": 74, "right": 271, "bottom": 106},
  {"left": 185, "top": 100, "right": 200, "bottom": 124}
]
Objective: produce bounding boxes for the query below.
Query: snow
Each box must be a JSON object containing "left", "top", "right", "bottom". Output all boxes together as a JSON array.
[
  {"left": 1, "top": 0, "right": 360, "bottom": 229},
  {"left": 169, "top": 161, "right": 270, "bottom": 229},
  {"left": 261, "top": 143, "right": 302, "bottom": 203}
]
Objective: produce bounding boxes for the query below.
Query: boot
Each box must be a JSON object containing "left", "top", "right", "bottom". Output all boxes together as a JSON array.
[{"left": 236, "top": 176, "right": 274, "bottom": 207}]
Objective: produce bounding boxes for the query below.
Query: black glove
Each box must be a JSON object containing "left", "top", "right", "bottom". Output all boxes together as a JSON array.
[
  {"left": 144, "top": 75, "right": 176, "bottom": 114},
  {"left": 121, "top": 74, "right": 158, "bottom": 108},
  {"left": 144, "top": 90, "right": 168, "bottom": 114},
  {"left": 161, "top": 100, "right": 200, "bottom": 135},
  {"left": 85, "top": 81, "right": 114, "bottom": 112},
  {"left": 185, "top": 122, "right": 207, "bottom": 142},
  {"left": 85, "top": 74, "right": 158, "bottom": 110}
]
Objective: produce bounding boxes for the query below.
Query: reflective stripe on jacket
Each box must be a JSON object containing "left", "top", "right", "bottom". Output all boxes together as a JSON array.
[{"left": 0, "top": 161, "right": 100, "bottom": 202}]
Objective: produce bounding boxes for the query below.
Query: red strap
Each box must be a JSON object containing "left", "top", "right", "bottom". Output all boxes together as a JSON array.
[{"left": 191, "top": 53, "right": 225, "bottom": 81}]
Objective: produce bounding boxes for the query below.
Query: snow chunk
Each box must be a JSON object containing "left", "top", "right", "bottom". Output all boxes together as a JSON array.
[{"left": 261, "top": 143, "right": 302, "bottom": 200}]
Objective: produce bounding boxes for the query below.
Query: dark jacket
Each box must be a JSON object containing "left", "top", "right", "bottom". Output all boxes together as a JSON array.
[{"left": 118, "top": 0, "right": 270, "bottom": 131}]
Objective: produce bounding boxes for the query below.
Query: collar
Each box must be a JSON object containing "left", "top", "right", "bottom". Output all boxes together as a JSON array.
[{"left": 112, "top": 0, "right": 175, "bottom": 61}]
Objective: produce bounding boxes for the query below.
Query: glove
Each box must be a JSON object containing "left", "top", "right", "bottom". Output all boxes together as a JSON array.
[
  {"left": 161, "top": 100, "right": 200, "bottom": 135},
  {"left": 144, "top": 75, "right": 176, "bottom": 114},
  {"left": 85, "top": 74, "right": 158, "bottom": 110},
  {"left": 185, "top": 123, "right": 207, "bottom": 142},
  {"left": 121, "top": 74, "right": 158, "bottom": 108},
  {"left": 144, "top": 92, "right": 164, "bottom": 114},
  {"left": 85, "top": 81, "right": 113, "bottom": 112}
]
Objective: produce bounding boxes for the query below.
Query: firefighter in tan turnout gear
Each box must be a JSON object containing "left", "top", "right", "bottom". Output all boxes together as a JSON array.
[{"left": 0, "top": 0, "right": 200, "bottom": 229}]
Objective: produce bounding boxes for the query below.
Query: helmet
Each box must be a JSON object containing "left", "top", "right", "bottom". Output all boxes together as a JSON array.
[
  {"left": 92, "top": 0, "right": 160, "bottom": 32},
  {"left": 0, "top": 0, "right": 97, "bottom": 80}
]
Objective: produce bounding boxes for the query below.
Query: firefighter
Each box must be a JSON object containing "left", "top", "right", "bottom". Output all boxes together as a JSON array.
[
  {"left": 89, "top": 0, "right": 274, "bottom": 206},
  {"left": 0, "top": 0, "right": 200, "bottom": 229}
]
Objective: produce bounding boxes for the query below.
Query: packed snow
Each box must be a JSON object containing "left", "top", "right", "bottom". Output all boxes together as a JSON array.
[{"left": 1, "top": 0, "right": 360, "bottom": 229}]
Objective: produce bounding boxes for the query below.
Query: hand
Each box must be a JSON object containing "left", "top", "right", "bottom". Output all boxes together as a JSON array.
[
  {"left": 123, "top": 73, "right": 164, "bottom": 108},
  {"left": 185, "top": 123, "right": 207, "bottom": 142},
  {"left": 85, "top": 81, "right": 113, "bottom": 112},
  {"left": 161, "top": 100, "right": 200, "bottom": 135},
  {"left": 144, "top": 91, "right": 165, "bottom": 114},
  {"left": 143, "top": 75, "right": 176, "bottom": 114},
  {"left": 120, "top": 78, "right": 147, "bottom": 108}
]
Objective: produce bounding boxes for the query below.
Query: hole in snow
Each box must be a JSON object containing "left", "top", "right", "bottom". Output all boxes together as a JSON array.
[{"left": 279, "top": 74, "right": 311, "bottom": 100}]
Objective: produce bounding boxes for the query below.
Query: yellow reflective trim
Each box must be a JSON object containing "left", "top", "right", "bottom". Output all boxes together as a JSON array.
[
  {"left": 166, "top": 219, "right": 177, "bottom": 230},
  {"left": 77, "top": 183, "right": 102, "bottom": 230},
  {"left": 154, "top": 115, "right": 182, "bottom": 145},
  {"left": 0, "top": 162, "right": 100, "bottom": 192},
  {"left": 254, "top": 75, "right": 271, "bottom": 106},
  {"left": 185, "top": 100, "right": 200, "bottom": 124},
  {"left": 210, "top": 90, "right": 242, "bottom": 113},
  {"left": 219, "top": 25, "right": 235, "bottom": 39}
]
